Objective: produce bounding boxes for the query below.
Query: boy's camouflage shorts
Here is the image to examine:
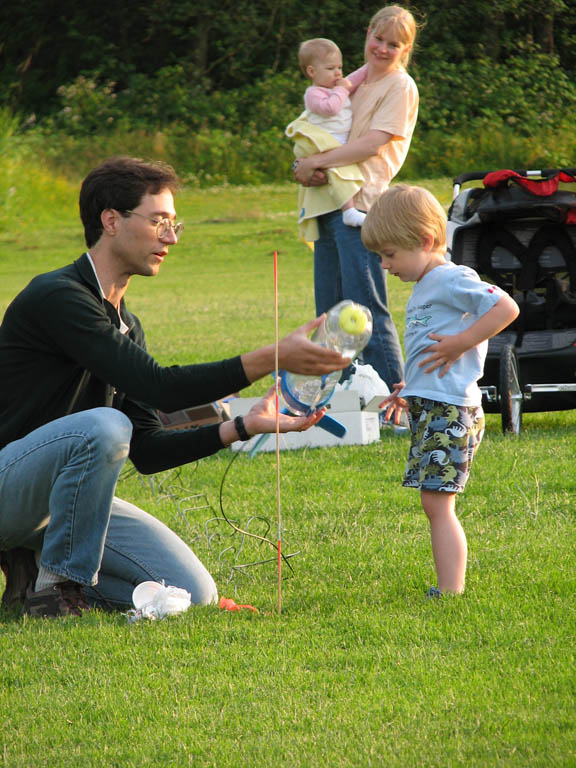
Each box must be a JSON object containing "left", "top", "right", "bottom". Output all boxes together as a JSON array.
[{"left": 403, "top": 397, "right": 485, "bottom": 494}]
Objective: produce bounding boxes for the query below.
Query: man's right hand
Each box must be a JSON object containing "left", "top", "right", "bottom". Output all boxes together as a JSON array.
[
  {"left": 240, "top": 315, "right": 349, "bottom": 382},
  {"left": 277, "top": 316, "right": 349, "bottom": 375}
]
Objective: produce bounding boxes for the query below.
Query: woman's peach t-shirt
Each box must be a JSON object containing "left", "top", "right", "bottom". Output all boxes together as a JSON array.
[{"left": 350, "top": 67, "right": 419, "bottom": 211}]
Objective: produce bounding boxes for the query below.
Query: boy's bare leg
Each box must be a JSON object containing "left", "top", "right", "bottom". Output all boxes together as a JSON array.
[{"left": 421, "top": 490, "right": 467, "bottom": 593}]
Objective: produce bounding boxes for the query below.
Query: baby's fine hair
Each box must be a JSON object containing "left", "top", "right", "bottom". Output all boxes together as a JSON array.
[
  {"left": 298, "top": 38, "right": 341, "bottom": 77},
  {"left": 362, "top": 185, "right": 447, "bottom": 253},
  {"left": 369, "top": 5, "right": 418, "bottom": 67}
]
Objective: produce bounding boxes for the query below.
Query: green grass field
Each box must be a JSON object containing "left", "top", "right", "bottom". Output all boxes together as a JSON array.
[{"left": 0, "top": 178, "right": 575, "bottom": 767}]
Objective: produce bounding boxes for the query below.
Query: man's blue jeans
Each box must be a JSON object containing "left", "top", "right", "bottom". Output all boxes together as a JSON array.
[
  {"left": 0, "top": 408, "right": 218, "bottom": 607},
  {"left": 314, "top": 210, "right": 404, "bottom": 389}
]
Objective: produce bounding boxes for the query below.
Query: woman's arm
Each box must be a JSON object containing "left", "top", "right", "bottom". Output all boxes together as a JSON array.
[{"left": 293, "top": 129, "right": 393, "bottom": 185}]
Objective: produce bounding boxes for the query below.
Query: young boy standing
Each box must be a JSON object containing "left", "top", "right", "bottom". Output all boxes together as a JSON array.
[{"left": 362, "top": 185, "right": 519, "bottom": 595}]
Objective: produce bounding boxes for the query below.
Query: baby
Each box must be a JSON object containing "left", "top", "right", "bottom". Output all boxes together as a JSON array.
[{"left": 292, "top": 38, "right": 367, "bottom": 229}]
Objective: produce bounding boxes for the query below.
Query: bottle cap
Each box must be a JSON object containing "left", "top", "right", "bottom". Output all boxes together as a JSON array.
[{"left": 339, "top": 305, "right": 367, "bottom": 335}]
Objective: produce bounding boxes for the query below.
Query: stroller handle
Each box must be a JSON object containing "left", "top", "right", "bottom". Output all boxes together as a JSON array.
[{"left": 452, "top": 168, "right": 576, "bottom": 198}]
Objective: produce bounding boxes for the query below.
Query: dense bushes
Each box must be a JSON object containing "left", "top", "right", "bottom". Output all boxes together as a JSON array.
[
  {"left": 8, "top": 44, "right": 573, "bottom": 186},
  {"left": 3, "top": 0, "right": 576, "bottom": 185},
  {"left": 3, "top": 0, "right": 576, "bottom": 118},
  {"left": 41, "top": 67, "right": 305, "bottom": 136},
  {"left": 2, "top": 0, "right": 574, "bottom": 186},
  {"left": 414, "top": 51, "right": 576, "bottom": 135},
  {"left": 39, "top": 47, "right": 576, "bottom": 142},
  {"left": 20, "top": 120, "right": 574, "bottom": 190}
]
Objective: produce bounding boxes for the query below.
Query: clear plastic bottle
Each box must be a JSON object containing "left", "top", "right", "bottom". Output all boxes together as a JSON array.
[{"left": 280, "top": 300, "right": 373, "bottom": 416}]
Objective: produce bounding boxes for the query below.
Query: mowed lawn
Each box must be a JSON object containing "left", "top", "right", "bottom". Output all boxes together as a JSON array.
[{"left": 0, "top": 178, "right": 574, "bottom": 767}]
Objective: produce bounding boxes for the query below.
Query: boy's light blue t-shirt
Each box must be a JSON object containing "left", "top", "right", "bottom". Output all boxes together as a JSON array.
[{"left": 401, "top": 261, "right": 506, "bottom": 407}]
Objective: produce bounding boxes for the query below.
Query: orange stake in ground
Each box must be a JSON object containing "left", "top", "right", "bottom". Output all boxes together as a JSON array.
[{"left": 219, "top": 597, "right": 258, "bottom": 613}]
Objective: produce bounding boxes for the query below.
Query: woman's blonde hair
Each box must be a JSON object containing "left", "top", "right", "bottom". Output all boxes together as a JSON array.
[
  {"left": 368, "top": 5, "right": 418, "bottom": 67},
  {"left": 298, "top": 38, "right": 341, "bottom": 77},
  {"left": 362, "top": 185, "right": 447, "bottom": 253}
]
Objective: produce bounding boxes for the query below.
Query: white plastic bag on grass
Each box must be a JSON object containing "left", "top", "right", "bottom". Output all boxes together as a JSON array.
[
  {"left": 335, "top": 363, "right": 390, "bottom": 405},
  {"left": 127, "top": 580, "right": 191, "bottom": 622}
]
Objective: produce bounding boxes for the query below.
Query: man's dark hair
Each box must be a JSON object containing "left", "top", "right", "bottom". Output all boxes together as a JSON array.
[{"left": 79, "top": 156, "right": 180, "bottom": 247}]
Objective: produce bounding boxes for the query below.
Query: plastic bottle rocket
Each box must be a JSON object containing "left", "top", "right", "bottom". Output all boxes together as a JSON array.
[
  {"left": 247, "top": 301, "right": 373, "bottom": 456},
  {"left": 280, "top": 300, "right": 373, "bottom": 420}
]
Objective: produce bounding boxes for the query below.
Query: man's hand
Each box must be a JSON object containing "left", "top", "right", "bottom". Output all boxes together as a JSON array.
[
  {"left": 218, "top": 388, "right": 326, "bottom": 445},
  {"left": 277, "top": 316, "right": 349, "bottom": 375},
  {"left": 245, "top": 387, "right": 326, "bottom": 435},
  {"left": 240, "top": 316, "right": 349, "bottom": 383}
]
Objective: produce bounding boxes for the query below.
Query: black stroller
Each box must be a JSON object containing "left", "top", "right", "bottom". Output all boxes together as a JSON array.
[{"left": 447, "top": 167, "right": 576, "bottom": 434}]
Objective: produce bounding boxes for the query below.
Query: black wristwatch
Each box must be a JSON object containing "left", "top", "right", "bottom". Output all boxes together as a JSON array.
[{"left": 233, "top": 415, "right": 251, "bottom": 441}]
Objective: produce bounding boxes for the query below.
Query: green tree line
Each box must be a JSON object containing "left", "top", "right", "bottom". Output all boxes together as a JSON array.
[{"left": 1, "top": 0, "right": 576, "bottom": 181}]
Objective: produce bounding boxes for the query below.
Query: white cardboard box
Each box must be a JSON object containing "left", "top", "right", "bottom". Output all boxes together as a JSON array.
[{"left": 229, "top": 390, "right": 387, "bottom": 452}]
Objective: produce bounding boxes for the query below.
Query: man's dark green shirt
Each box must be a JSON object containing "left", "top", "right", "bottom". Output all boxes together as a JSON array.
[{"left": 0, "top": 254, "right": 250, "bottom": 473}]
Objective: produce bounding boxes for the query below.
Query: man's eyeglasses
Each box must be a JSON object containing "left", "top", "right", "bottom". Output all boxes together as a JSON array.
[{"left": 123, "top": 210, "right": 183, "bottom": 239}]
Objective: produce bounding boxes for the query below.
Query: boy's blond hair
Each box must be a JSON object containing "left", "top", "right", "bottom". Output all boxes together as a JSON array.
[
  {"left": 362, "top": 184, "right": 447, "bottom": 253},
  {"left": 368, "top": 5, "right": 418, "bottom": 67},
  {"left": 298, "top": 38, "right": 341, "bottom": 77}
]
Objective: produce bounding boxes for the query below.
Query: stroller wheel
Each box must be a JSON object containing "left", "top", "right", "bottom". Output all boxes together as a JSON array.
[{"left": 499, "top": 344, "right": 523, "bottom": 435}]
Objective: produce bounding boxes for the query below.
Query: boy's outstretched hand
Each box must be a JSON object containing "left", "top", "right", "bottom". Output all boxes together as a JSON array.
[{"left": 378, "top": 381, "right": 408, "bottom": 424}]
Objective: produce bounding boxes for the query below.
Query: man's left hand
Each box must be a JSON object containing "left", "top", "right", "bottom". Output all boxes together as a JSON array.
[{"left": 243, "top": 387, "right": 326, "bottom": 436}]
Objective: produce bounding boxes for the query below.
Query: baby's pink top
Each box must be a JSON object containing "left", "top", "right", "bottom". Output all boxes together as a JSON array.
[{"left": 304, "top": 65, "right": 368, "bottom": 116}]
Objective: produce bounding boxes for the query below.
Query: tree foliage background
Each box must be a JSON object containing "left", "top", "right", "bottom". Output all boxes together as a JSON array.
[{"left": 1, "top": 0, "right": 576, "bottom": 180}]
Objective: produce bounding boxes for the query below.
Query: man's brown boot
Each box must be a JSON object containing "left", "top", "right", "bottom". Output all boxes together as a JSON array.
[{"left": 0, "top": 548, "right": 39, "bottom": 611}]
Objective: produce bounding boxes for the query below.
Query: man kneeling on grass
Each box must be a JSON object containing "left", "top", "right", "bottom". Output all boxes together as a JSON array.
[
  {"left": 0, "top": 156, "right": 349, "bottom": 618},
  {"left": 362, "top": 184, "right": 519, "bottom": 596}
]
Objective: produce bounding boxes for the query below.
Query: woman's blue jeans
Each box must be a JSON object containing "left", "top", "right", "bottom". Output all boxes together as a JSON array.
[
  {"left": 0, "top": 408, "right": 217, "bottom": 608},
  {"left": 314, "top": 210, "right": 405, "bottom": 389}
]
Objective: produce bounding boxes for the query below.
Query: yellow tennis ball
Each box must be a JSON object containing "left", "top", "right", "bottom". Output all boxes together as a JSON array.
[{"left": 339, "top": 305, "right": 367, "bottom": 335}]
